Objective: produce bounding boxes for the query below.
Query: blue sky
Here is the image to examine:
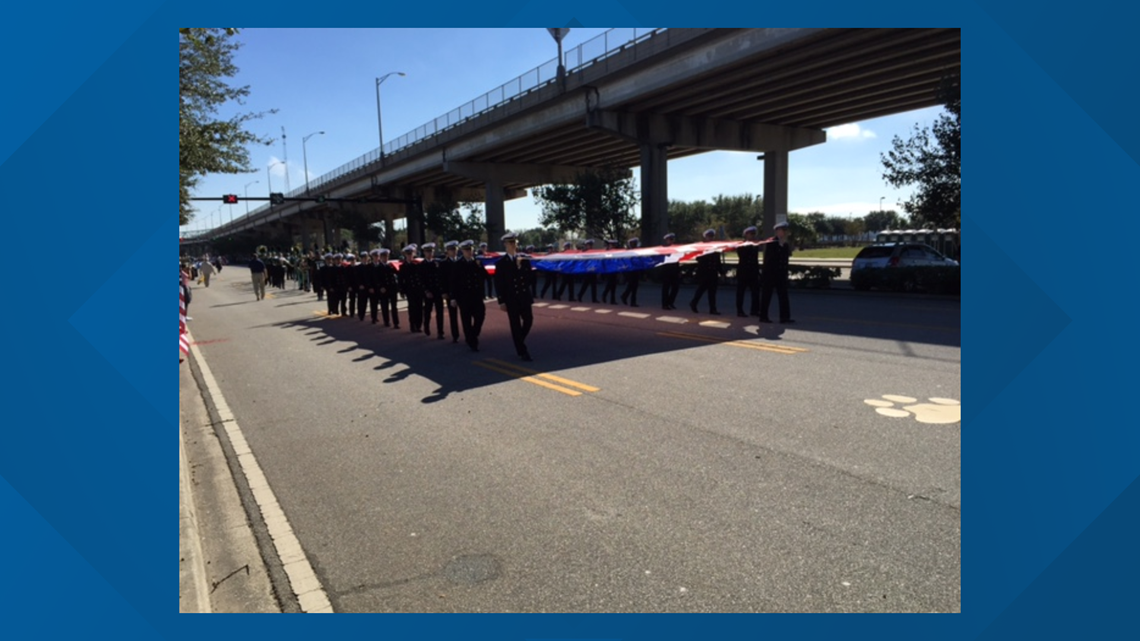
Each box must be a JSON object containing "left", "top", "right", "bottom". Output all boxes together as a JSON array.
[{"left": 183, "top": 28, "right": 944, "bottom": 233}]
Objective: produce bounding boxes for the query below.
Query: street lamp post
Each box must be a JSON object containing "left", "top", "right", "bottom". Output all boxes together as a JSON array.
[
  {"left": 880, "top": 196, "right": 885, "bottom": 214},
  {"left": 375, "top": 72, "right": 406, "bottom": 165},
  {"left": 267, "top": 160, "right": 285, "bottom": 201},
  {"left": 302, "top": 131, "right": 325, "bottom": 195},
  {"left": 244, "top": 180, "right": 259, "bottom": 218}
]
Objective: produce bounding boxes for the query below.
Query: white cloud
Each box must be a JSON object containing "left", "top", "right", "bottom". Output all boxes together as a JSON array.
[{"left": 826, "top": 123, "right": 877, "bottom": 140}]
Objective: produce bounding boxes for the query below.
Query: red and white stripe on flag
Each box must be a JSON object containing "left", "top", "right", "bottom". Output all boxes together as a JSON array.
[{"left": 180, "top": 285, "right": 190, "bottom": 355}]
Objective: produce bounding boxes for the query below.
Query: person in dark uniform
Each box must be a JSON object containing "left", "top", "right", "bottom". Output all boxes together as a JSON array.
[
  {"left": 365, "top": 249, "right": 382, "bottom": 324},
  {"left": 494, "top": 232, "right": 535, "bottom": 361},
  {"left": 659, "top": 233, "right": 681, "bottom": 310},
  {"left": 553, "top": 241, "right": 576, "bottom": 301},
  {"left": 577, "top": 239, "right": 599, "bottom": 303},
  {"left": 454, "top": 240, "right": 488, "bottom": 351},
  {"left": 478, "top": 242, "right": 495, "bottom": 299},
  {"left": 621, "top": 237, "right": 642, "bottom": 307},
  {"left": 735, "top": 226, "right": 762, "bottom": 317},
  {"left": 345, "top": 253, "right": 363, "bottom": 320},
  {"left": 420, "top": 243, "right": 445, "bottom": 339},
  {"left": 312, "top": 253, "right": 326, "bottom": 301},
  {"left": 318, "top": 253, "right": 335, "bottom": 313},
  {"left": 689, "top": 229, "right": 723, "bottom": 315},
  {"left": 399, "top": 245, "right": 424, "bottom": 333},
  {"left": 441, "top": 241, "right": 462, "bottom": 343},
  {"left": 327, "top": 253, "right": 345, "bottom": 316},
  {"left": 375, "top": 248, "right": 400, "bottom": 328},
  {"left": 759, "top": 221, "right": 794, "bottom": 324},
  {"left": 538, "top": 244, "right": 559, "bottom": 300},
  {"left": 335, "top": 253, "right": 352, "bottom": 316},
  {"left": 601, "top": 239, "right": 620, "bottom": 304}
]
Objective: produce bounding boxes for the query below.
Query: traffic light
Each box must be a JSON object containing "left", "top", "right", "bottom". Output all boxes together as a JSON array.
[
  {"left": 222, "top": 194, "right": 238, "bottom": 204},
  {"left": 270, "top": 193, "right": 285, "bottom": 205}
]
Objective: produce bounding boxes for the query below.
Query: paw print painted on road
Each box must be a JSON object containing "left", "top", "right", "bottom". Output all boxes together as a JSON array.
[{"left": 864, "top": 395, "right": 960, "bottom": 424}]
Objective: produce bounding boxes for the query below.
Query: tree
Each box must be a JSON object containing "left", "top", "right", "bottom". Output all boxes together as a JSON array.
[
  {"left": 786, "top": 213, "right": 818, "bottom": 249},
  {"left": 533, "top": 167, "right": 640, "bottom": 241},
  {"left": 708, "top": 194, "right": 763, "bottom": 237},
  {"left": 881, "top": 73, "right": 960, "bottom": 229},
  {"left": 424, "top": 188, "right": 488, "bottom": 243},
  {"left": 180, "top": 28, "right": 276, "bottom": 225},
  {"left": 863, "top": 209, "right": 906, "bottom": 232},
  {"left": 666, "top": 199, "right": 712, "bottom": 242}
]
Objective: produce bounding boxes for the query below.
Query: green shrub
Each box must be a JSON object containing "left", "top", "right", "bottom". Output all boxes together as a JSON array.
[{"left": 788, "top": 265, "right": 841, "bottom": 289}]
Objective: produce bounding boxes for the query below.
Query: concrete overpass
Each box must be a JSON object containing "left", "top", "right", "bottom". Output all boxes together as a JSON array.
[{"left": 185, "top": 28, "right": 959, "bottom": 254}]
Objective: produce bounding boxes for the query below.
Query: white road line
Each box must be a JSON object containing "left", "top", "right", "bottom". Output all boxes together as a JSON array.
[
  {"left": 571, "top": 306, "right": 591, "bottom": 312},
  {"left": 656, "top": 316, "right": 688, "bottom": 324},
  {"left": 594, "top": 309, "right": 613, "bottom": 314},
  {"left": 618, "top": 311, "right": 651, "bottom": 319},
  {"left": 192, "top": 336, "right": 333, "bottom": 613},
  {"left": 548, "top": 304, "right": 569, "bottom": 309},
  {"left": 179, "top": 399, "right": 212, "bottom": 612},
  {"left": 699, "top": 320, "right": 731, "bottom": 329},
  {"left": 533, "top": 302, "right": 550, "bottom": 307}
]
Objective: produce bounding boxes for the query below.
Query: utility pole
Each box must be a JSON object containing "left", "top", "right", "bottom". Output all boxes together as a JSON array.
[{"left": 281, "top": 126, "right": 291, "bottom": 193}]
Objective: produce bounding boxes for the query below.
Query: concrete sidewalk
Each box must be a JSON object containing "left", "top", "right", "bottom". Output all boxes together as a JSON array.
[{"left": 179, "top": 345, "right": 281, "bottom": 613}]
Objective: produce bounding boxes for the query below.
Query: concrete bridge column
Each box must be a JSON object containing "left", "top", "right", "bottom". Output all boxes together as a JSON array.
[
  {"left": 485, "top": 180, "right": 506, "bottom": 251},
  {"left": 639, "top": 142, "right": 669, "bottom": 243},
  {"left": 384, "top": 217, "right": 395, "bottom": 250},
  {"left": 762, "top": 150, "right": 789, "bottom": 235},
  {"left": 407, "top": 199, "right": 424, "bottom": 247},
  {"left": 321, "top": 212, "right": 333, "bottom": 251}
]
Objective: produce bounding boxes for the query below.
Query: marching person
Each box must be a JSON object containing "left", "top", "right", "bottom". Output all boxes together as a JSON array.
[
  {"left": 420, "top": 243, "right": 446, "bottom": 339},
  {"left": 660, "top": 232, "right": 681, "bottom": 310},
  {"left": 601, "top": 239, "right": 620, "bottom": 304},
  {"left": 399, "top": 245, "right": 424, "bottom": 333},
  {"left": 375, "top": 248, "right": 400, "bottom": 329},
  {"left": 198, "top": 256, "right": 216, "bottom": 287},
  {"left": 553, "top": 241, "right": 576, "bottom": 302},
  {"left": 441, "top": 241, "right": 462, "bottom": 343},
  {"left": 689, "top": 229, "right": 723, "bottom": 315},
  {"left": 735, "top": 226, "right": 761, "bottom": 317},
  {"left": 620, "top": 237, "right": 642, "bottom": 307},
  {"left": 454, "top": 240, "right": 488, "bottom": 351},
  {"left": 759, "top": 221, "right": 795, "bottom": 324},
  {"left": 494, "top": 232, "right": 534, "bottom": 361},
  {"left": 576, "top": 239, "right": 598, "bottom": 303}
]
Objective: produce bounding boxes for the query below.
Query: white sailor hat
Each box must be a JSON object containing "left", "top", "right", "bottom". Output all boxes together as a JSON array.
[
  {"left": 479, "top": 241, "right": 488, "bottom": 248},
  {"left": 421, "top": 242, "right": 436, "bottom": 251},
  {"left": 333, "top": 252, "right": 344, "bottom": 259},
  {"left": 703, "top": 229, "right": 716, "bottom": 238},
  {"left": 663, "top": 233, "right": 676, "bottom": 241},
  {"left": 444, "top": 240, "right": 459, "bottom": 249},
  {"left": 501, "top": 231, "right": 518, "bottom": 242},
  {"left": 323, "top": 253, "right": 333, "bottom": 259},
  {"left": 377, "top": 248, "right": 390, "bottom": 255},
  {"left": 402, "top": 245, "right": 416, "bottom": 253},
  {"left": 459, "top": 240, "right": 475, "bottom": 248},
  {"left": 370, "top": 248, "right": 382, "bottom": 256},
  {"left": 345, "top": 253, "right": 355, "bottom": 260},
  {"left": 584, "top": 238, "right": 595, "bottom": 245},
  {"left": 627, "top": 237, "right": 640, "bottom": 247},
  {"left": 773, "top": 221, "right": 789, "bottom": 230},
  {"left": 563, "top": 241, "right": 573, "bottom": 248},
  {"left": 743, "top": 226, "right": 758, "bottom": 235}
]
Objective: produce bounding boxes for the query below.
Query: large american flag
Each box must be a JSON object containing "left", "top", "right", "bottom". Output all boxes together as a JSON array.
[{"left": 180, "top": 284, "right": 190, "bottom": 356}]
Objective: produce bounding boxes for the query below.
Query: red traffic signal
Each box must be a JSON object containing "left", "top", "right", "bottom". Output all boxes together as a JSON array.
[{"left": 222, "top": 194, "right": 239, "bottom": 204}]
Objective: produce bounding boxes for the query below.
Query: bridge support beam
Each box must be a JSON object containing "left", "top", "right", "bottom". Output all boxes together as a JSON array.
[
  {"left": 406, "top": 198, "right": 424, "bottom": 247},
  {"left": 588, "top": 110, "right": 826, "bottom": 153},
  {"left": 444, "top": 161, "right": 628, "bottom": 185},
  {"left": 485, "top": 181, "right": 506, "bottom": 251},
  {"left": 761, "top": 151, "right": 789, "bottom": 235},
  {"left": 639, "top": 143, "right": 669, "bottom": 244}
]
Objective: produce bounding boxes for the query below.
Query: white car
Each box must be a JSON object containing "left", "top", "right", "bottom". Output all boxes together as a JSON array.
[{"left": 852, "top": 242, "right": 959, "bottom": 270}]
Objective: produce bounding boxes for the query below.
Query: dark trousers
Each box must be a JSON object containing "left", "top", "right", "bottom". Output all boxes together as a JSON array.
[
  {"left": 661, "top": 269, "right": 680, "bottom": 308},
  {"left": 381, "top": 292, "right": 399, "bottom": 327},
  {"left": 760, "top": 280, "right": 791, "bottom": 321},
  {"left": 368, "top": 292, "right": 380, "bottom": 323},
  {"left": 555, "top": 275, "right": 576, "bottom": 301},
  {"left": 690, "top": 276, "right": 719, "bottom": 312},
  {"left": 405, "top": 292, "right": 423, "bottom": 331},
  {"left": 423, "top": 293, "right": 444, "bottom": 336},
  {"left": 602, "top": 274, "right": 618, "bottom": 304},
  {"left": 327, "top": 288, "right": 341, "bottom": 315},
  {"left": 506, "top": 302, "right": 533, "bottom": 357},
  {"left": 578, "top": 275, "right": 598, "bottom": 303},
  {"left": 459, "top": 297, "right": 486, "bottom": 349},
  {"left": 447, "top": 301, "right": 461, "bottom": 341},
  {"left": 539, "top": 273, "right": 557, "bottom": 299},
  {"left": 621, "top": 274, "right": 640, "bottom": 306},
  {"left": 737, "top": 276, "right": 760, "bottom": 315}
]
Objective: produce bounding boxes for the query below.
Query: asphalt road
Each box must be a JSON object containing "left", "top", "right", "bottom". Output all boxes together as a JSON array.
[{"left": 184, "top": 269, "right": 960, "bottom": 613}]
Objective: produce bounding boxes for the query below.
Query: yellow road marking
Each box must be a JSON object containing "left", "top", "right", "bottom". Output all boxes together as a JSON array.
[
  {"left": 472, "top": 361, "right": 582, "bottom": 396},
  {"left": 484, "top": 358, "right": 602, "bottom": 392},
  {"left": 657, "top": 331, "right": 807, "bottom": 355}
]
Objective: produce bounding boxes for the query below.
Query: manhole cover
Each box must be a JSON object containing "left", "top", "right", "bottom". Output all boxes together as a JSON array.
[{"left": 443, "top": 554, "right": 501, "bottom": 585}]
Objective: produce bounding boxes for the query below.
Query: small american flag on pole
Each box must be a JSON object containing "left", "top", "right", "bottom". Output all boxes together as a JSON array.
[{"left": 180, "top": 284, "right": 190, "bottom": 356}]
